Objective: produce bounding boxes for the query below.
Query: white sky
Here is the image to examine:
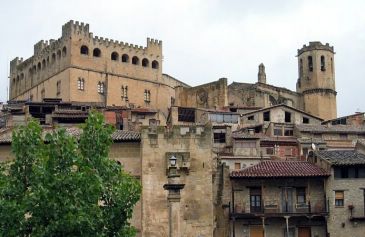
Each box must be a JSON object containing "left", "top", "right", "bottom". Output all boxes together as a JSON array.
[{"left": 1, "top": 0, "right": 365, "bottom": 116}]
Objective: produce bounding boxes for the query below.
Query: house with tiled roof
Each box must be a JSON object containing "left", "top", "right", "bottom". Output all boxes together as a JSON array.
[
  {"left": 225, "top": 160, "right": 329, "bottom": 237},
  {"left": 308, "top": 148, "right": 365, "bottom": 237}
]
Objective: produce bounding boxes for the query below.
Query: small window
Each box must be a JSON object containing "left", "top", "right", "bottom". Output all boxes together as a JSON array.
[
  {"left": 57, "top": 50, "right": 61, "bottom": 59},
  {"left": 56, "top": 80, "right": 61, "bottom": 96},
  {"left": 303, "top": 117, "right": 309, "bottom": 124},
  {"left": 299, "top": 59, "right": 303, "bottom": 76},
  {"left": 142, "top": 58, "right": 149, "bottom": 67},
  {"left": 247, "top": 115, "right": 254, "bottom": 121},
  {"left": 144, "top": 89, "right": 151, "bottom": 102},
  {"left": 111, "top": 52, "right": 119, "bottom": 61},
  {"left": 132, "top": 56, "right": 139, "bottom": 65},
  {"left": 93, "top": 48, "right": 101, "bottom": 57},
  {"left": 274, "top": 128, "right": 282, "bottom": 136},
  {"left": 284, "top": 129, "right": 293, "bottom": 136},
  {"left": 152, "top": 60, "right": 159, "bottom": 69},
  {"left": 263, "top": 111, "right": 270, "bottom": 121},
  {"left": 52, "top": 53, "right": 56, "bottom": 63},
  {"left": 178, "top": 107, "right": 195, "bottom": 122},
  {"left": 234, "top": 163, "right": 241, "bottom": 170},
  {"left": 37, "top": 62, "right": 41, "bottom": 71},
  {"left": 214, "top": 132, "right": 226, "bottom": 143},
  {"left": 97, "top": 82, "right": 105, "bottom": 94},
  {"left": 335, "top": 191, "right": 344, "bottom": 207},
  {"left": 285, "top": 111, "right": 291, "bottom": 123},
  {"left": 296, "top": 188, "right": 306, "bottom": 204},
  {"left": 77, "top": 78, "right": 85, "bottom": 91},
  {"left": 42, "top": 59, "right": 46, "bottom": 70},
  {"left": 80, "top": 45, "right": 89, "bottom": 55},
  {"left": 62, "top": 46, "right": 67, "bottom": 57},
  {"left": 321, "top": 55, "right": 326, "bottom": 71},
  {"left": 121, "top": 85, "right": 128, "bottom": 99},
  {"left": 121, "top": 54, "right": 129, "bottom": 63},
  {"left": 308, "top": 56, "right": 313, "bottom": 72},
  {"left": 266, "top": 147, "right": 274, "bottom": 155}
]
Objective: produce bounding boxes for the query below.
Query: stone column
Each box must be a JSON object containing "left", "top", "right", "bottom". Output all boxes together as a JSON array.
[{"left": 163, "top": 174, "right": 185, "bottom": 237}]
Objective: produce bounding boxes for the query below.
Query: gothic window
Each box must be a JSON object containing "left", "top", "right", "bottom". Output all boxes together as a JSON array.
[
  {"left": 80, "top": 45, "right": 89, "bottom": 55},
  {"left": 52, "top": 53, "right": 56, "bottom": 63},
  {"left": 321, "top": 55, "right": 326, "bottom": 71},
  {"left": 77, "top": 78, "right": 85, "bottom": 91},
  {"left": 97, "top": 82, "right": 105, "bottom": 94},
  {"left": 132, "top": 56, "right": 139, "bottom": 65},
  {"left": 144, "top": 89, "right": 151, "bottom": 102},
  {"left": 308, "top": 56, "right": 313, "bottom": 72},
  {"left": 62, "top": 46, "right": 67, "bottom": 57},
  {"left": 121, "top": 54, "right": 129, "bottom": 63},
  {"left": 33, "top": 65, "right": 37, "bottom": 73},
  {"left": 37, "top": 62, "right": 41, "bottom": 71},
  {"left": 56, "top": 80, "right": 61, "bottom": 96},
  {"left": 42, "top": 59, "right": 46, "bottom": 70},
  {"left": 111, "top": 52, "right": 119, "bottom": 61},
  {"left": 152, "top": 60, "right": 159, "bottom": 69},
  {"left": 142, "top": 58, "right": 149, "bottom": 67},
  {"left": 57, "top": 50, "right": 61, "bottom": 59},
  {"left": 93, "top": 48, "right": 101, "bottom": 57}
]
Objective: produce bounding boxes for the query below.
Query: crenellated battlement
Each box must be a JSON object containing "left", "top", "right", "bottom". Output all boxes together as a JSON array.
[
  {"left": 62, "top": 20, "right": 90, "bottom": 38},
  {"left": 297, "top": 41, "right": 334, "bottom": 56}
]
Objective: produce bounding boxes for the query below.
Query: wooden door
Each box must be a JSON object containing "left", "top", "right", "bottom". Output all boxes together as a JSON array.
[
  {"left": 298, "top": 227, "right": 311, "bottom": 237},
  {"left": 250, "top": 226, "right": 264, "bottom": 237}
]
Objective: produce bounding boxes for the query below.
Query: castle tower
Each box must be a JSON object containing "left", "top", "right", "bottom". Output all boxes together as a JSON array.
[
  {"left": 296, "top": 42, "right": 337, "bottom": 120},
  {"left": 258, "top": 63, "right": 266, "bottom": 84}
]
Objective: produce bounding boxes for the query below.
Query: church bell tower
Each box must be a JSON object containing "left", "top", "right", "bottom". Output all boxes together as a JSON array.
[{"left": 296, "top": 41, "right": 337, "bottom": 120}]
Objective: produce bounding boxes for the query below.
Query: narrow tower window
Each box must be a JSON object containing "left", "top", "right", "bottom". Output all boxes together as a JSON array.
[
  {"left": 299, "top": 59, "right": 303, "bottom": 76},
  {"left": 321, "top": 55, "right": 326, "bottom": 71},
  {"left": 98, "top": 82, "right": 105, "bottom": 94},
  {"left": 78, "top": 78, "right": 85, "bottom": 90},
  {"left": 111, "top": 52, "right": 119, "bottom": 61},
  {"left": 152, "top": 60, "right": 159, "bottom": 69},
  {"left": 93, "top": 48, "right": 101, "bottom": 57},
  {"left": 121, "top": 54, "right": 129, "bottom": 63},
  {"left": 132, "top": 56, "right": 139, "bottom": 65},
  {"left": 308, "top": 56, "right": 313, "bottom": 72},
  {"left": 142, "top": 58, "right": 149, "bottom": 67}
]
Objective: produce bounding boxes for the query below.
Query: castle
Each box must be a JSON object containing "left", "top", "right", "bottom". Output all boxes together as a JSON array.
[
  {"left": 4, "top": 21, "right": 363, "bottom": 237},
  {"left": 9, "top": 21, "right": 337, "bottom": 121}
]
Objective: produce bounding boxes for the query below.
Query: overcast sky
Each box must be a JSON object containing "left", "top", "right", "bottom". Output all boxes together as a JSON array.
[{"left": 1, "top": 0, "right": 364, "bottom": 116}]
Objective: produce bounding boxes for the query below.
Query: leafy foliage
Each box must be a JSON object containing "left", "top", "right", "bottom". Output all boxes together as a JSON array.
[{"left": 0, "top": 112, "right": 141, "bottom": 237}]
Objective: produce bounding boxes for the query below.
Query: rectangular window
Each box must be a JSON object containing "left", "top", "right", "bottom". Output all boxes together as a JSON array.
[
  {"left": 234, "top": 163, "right": 241, "bottom": 170},
  {"left": 303, "top": 116, "right": 309, "bottom": 124},
  {"left": 214, "top": 132, "right": 226, "bottom": 143},
  {"left": 144, "top": 89, "right": 151, "bottom": 102},
  {"left": 284, "top": 129, "right": 293, "bottom": 136},
  {"left": 274, "top": 128, "right": 282, "bottom": 136},
  {"left": 285, "top": 111, "right": 291, "bottom": 123},
  {"left": 178, "top": 107, "right": 195, "bottom": 122},
  {"left": 250, "top": 188, "right": 262, "bottom": 213},
  {"left": 296, "top": 188, "right": 306, "bottom": 204},
  {"left": 266, "top": 147, "right": 274, "bottom": 155},
  {"left": 335, "top": 191, "right": 344, "bottom": 207},
  {"left": 248, "top": 115, "right": 254, "bottom": 120},
  {"left": 263, "top": 111, "right": 270, "bottom": 121},
  {"left": 77, "top": 78, "right": 84, "bottom": 91}
]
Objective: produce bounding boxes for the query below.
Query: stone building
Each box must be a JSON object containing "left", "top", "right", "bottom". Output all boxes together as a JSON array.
[{"left": 309, "top": 149, "right": 365, "bottom": 237}]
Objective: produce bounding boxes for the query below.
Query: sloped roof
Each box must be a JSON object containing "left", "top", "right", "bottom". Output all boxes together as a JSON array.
[
  {"left": 230, "top": 161, "right": 329, "bottom": 178},
  {"left": 296, "top": 124, "right": 365, "bottom": 133},
  {"left": 0, "top": 127, "right": 140, "bottom": 144},
  {"left": 315, "top": 150, "right": 365, "bottom": 166}
]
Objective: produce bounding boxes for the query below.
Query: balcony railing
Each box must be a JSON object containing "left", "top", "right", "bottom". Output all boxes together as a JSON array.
[{"left": 232, "top": 200, "right": 328, "bottom": 218}]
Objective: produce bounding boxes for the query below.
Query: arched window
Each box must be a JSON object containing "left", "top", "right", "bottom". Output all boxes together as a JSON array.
[
  {"left": 111, "top": 52, "right": 119, "bottom": 61},
  {"left": 62, "top": 46, "right": 67, "bottom": 57},
  {"left": 42, "top": 59, "right": 46, "bottom": 70},
  {"left": 47, "top": 56, "right": 49, "bottom": 65},
  {"left": 132, "top": 56, "right": 139, "bottom": 65},
  {"left": 93, "top": 48, "right": 101, "bottom": 57},
  {"left": 142, "top": 58, "right": 149, "bottom": 67},
  {"left": 57, "top": 50, "right": 61, "bottom": 60},
  {"left": 78, "top": 78, "right": 85, "bottom": 90},
  {"left": 97, "top": 82, "right": 105, "bottom": 94},
  {"left": 52, "top": 53, "right": 56, "bottom": 63},
  {"left": 80, "top": 45, "right": 89, "bottom": 55},
  {"left": 307, "top": 56, "right": 313, "bottom": 72},
  {"left": 320, "top": 55, "right": 326, "bottom": 71},
  {"left": 331, "top": 57, "right": 333, "bottom": 73},
  {"left": 152, "top": 60, "right": 159, "bottom": 69},
  {"left": 121, "top": 54, "right": 129, "bottom": 63},
  {"left": 38, "top": 62, "right": 41, "bottom": 71},
  {"left": 33, "top": 65, "right": 37, "bottom": 73}
]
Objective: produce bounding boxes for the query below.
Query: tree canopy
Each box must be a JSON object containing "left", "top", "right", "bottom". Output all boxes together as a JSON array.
[{"left": 0, "top": 112, "right": 141, "bottom": 237}]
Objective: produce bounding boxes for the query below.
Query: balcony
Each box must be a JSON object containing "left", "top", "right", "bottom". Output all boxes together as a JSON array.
[{"left": 231, "top": 200, "right": 328, "bottom": 219}]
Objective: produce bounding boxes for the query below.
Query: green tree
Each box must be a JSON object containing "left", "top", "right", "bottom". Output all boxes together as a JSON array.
[{"left": 0, "top": 112, "right": 141, "bottom": 237}]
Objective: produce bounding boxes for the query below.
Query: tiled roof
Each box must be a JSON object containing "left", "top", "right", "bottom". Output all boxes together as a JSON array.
[
  {"left": 52, "top": 110, "right": 89, "bottom": 118},
  {"left": 315, "top": 150, "right": 365, "bottom": 166},
  {"left": 296, "top": 124, "right": 365, "bottom": 133},
  {"left": 0, "top": 127, "right": 140, "bottom": 144},
  {"left": 230, "top": 161, "right": 329, "bottom": 178}
]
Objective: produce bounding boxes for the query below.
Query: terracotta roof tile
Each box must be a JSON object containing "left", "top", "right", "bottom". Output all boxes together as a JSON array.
[
  {"left": 315, "top": 150, "right": 365, "bottom": 166},
  {"left": 296, "top": 124, "right": 365, "bottom": 133},
  {"left": 230, "top": 161, "right": 329, "bottom": 178}
]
